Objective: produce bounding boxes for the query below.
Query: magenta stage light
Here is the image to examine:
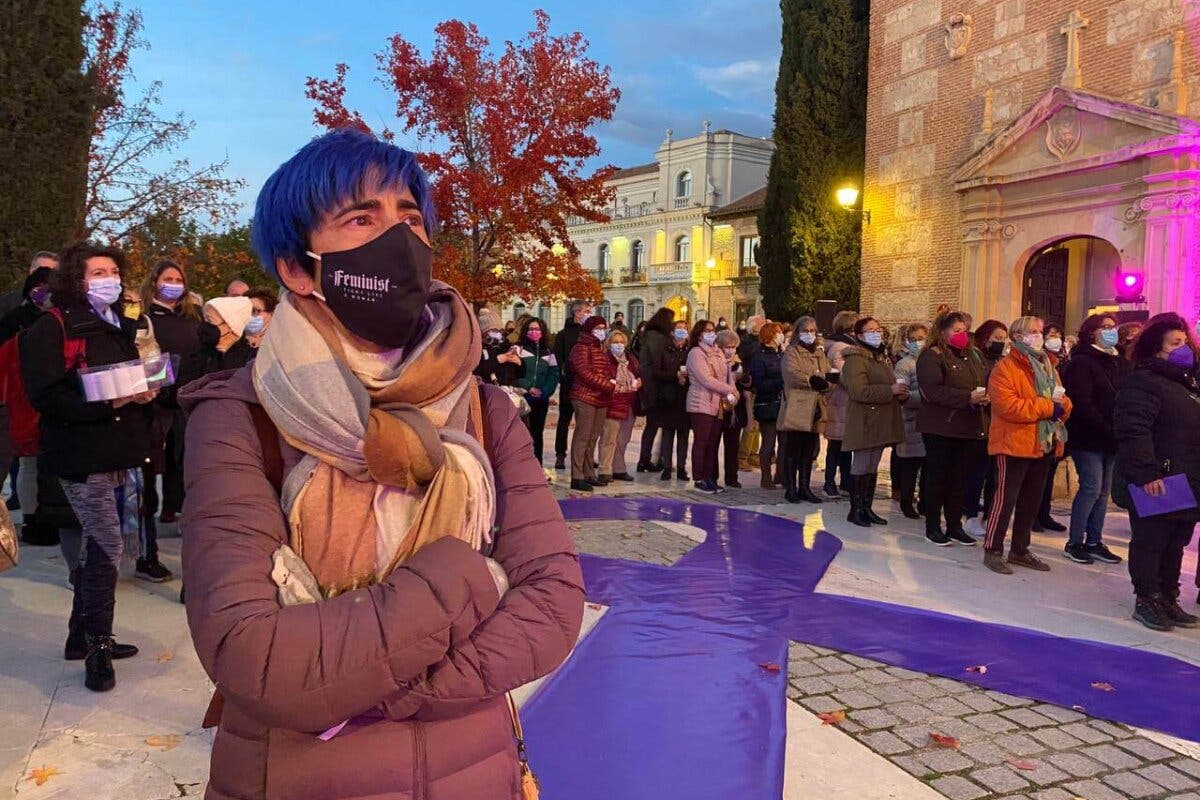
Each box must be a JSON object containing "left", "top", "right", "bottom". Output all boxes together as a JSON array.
[{"left": 1115, "top": 271, "right": 1145, "bottom": 301}]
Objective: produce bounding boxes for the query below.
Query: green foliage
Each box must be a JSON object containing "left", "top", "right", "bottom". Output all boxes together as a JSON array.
[
  {"left": 0, "top": 0, "right": 94, "bottom": 288},
  {"left": 758, "top": 0, "right": 868, "bottom": 321}
]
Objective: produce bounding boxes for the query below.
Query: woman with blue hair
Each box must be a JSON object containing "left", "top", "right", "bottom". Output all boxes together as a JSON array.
[{"left": 180, "top": 129, "right": 584, "bottom": 799}]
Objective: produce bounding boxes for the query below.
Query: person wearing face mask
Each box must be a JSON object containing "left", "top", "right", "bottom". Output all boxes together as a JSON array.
[
  {"left": 1113, "top": 313, "right": 1200, "bottom": 631},
  {"left": 568, "top": 316, "right": 615, "bottom": 491},
  {"left": 655, "top": 320, "right": 693, "bottom": 481},
  {"left": 598, "top": 329, "right": 642, "bottom": 483},
  {"left": 1029, "top": 322, "right": 1072, "bottom": 535},
  {"left": 892, "top": 323, "right": 927, "bottom": 521},
  {"left": 1058, "top": 314, "right": 1127, "bottom": 566},
  {"left": 636, "top": 308, "right": 675, "bottom": 473},
  {"left": 218, "top": 287, "right": 279, "bottom": 371},
  {"left": 139, "top": 260, "right": 208, "bottom": 536},
  {"left": 961, "top": 320, "right": 1008, "bottom": 537},
  {"left": 915, "top": 312, "right": 989, "bottom": 545},
  {"left": 553, "top": 299, "right": 593, "bottom": 470},
  {"left": 686, "top": 320, "right": 739, "bottom": 494},
  {"left": 778, "top": 317, "right": 831, "bottom": 503},
  {"left": 177, "top": 130, "right": 583, "bottom": 799},
  {"left": 736, "top": 315, "right": 767, "bottom": 473},
  {"left": 0, "top": 266, "right": 54, "bottom": 343},
  {"left": 749, "top": 322, "right": 787, "bottom": 490},
  {"left": 21, "top": 242, "right": 155, "bottom": 691},
  {"left": 982, "top": 316, "right": 1072, "bottom": 574},
  {"left": 474, "top": 308, "right": 526, "bottom": 388},
  {"left": 822, "top": 311, "right": 860, "bottom": 499},
  {"left": 842, "top": 317, "right": 907, "bottom": 526},
  {"left": 514, "top": 316, "right": 559, "bottom": 465},
  {"left": 717, "top": 329, "right": 752, "bottom": 489}
]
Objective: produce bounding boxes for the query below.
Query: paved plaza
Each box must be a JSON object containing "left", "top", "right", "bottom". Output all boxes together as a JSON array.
[{"left": 1, "top": 427, "right": 1197, "bottom": 799}]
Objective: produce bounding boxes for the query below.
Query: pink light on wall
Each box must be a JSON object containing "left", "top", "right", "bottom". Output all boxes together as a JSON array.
[{"left": 1115, "top": 271, "right": 1145, "bottom": 302}]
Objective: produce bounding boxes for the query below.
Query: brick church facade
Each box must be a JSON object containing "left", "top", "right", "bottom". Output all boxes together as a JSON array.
[{"left": 860, "top": 0, "right": 1200, "bottom": 329}]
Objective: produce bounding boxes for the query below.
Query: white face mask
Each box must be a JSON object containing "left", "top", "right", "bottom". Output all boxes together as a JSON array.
[
  {"left": 1044, "top": 337, "right": 1063, "bottom": 353},
  {"left": 592, "top": 328, "right": 607, "bottom": 342},
  {"left": 701, "top": 332, "right": 717, "bottom": 346},
  {"left": 1022, "top": 333, "right": 1044, "bottom": 351},
  {"left": 610, "top": 343, "right": 625, "bottom": 357},
  {"left": 774, "top": 333, "right": 786, "bottom": 347},
  {"left": 799, "top": 332, "right": 816, "bottom": 345}
]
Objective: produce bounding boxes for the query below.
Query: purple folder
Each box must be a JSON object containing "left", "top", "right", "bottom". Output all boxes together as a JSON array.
[{"left": 1129, "top": 474, "right": 1198, "bottom": 517}]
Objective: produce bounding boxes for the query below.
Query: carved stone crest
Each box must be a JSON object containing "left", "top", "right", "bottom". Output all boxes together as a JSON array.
[
  {"left": 1044, "top": 107, "right": 1081, "bottom": 161},
  {"left": 944, "top": 13, "right": 973, "bottom": 59}
]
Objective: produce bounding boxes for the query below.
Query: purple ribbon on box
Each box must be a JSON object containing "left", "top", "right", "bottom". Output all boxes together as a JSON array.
[{"left": 1128, "top": 473, "right": 1197, "bottom": 517}]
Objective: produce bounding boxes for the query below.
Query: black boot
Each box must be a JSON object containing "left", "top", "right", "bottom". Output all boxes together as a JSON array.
[
  {"left": 1132, "top": 595, "right": 1174, "bottom": 631},
  {"left": 796, "top": 460, "right": 823, "bottom": 503},
  {"left": 65, "top": 627, "right": 138, "bottom": 661},
  {"left": 782, "top": 453, "right": 800, "bottom": 503},
  {"left": 84, "top": 633, "right": 116, "bottom": 692},
  {"left": 862, "top": 475, "right": 889, "bottom": 525},
  {"left": 1160, "top": 595, "right": 1200, "bottom": 628},
  {"left": 846, "top": 477, "right": 871, "bottom": 527}
]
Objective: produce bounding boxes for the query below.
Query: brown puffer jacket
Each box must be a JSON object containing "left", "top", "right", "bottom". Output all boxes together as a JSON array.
[{"left": 179, "top": 366, "right": 585, "bottom": 800}]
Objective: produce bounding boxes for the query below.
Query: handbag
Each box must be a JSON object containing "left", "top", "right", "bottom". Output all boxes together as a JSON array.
[
  {"left": 753, "top": 393, "right": 781, "bottom": 423},
  {"left": 508, "top": 693, "right": 540, "bottom": 800},
  {"left": 0, "top": 498, "right": 17, "bottom": 573}
]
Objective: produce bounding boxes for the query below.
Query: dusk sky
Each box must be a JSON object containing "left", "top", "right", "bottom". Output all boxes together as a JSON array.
[{"left": 128, "top": 0, "right": 783, "bottom": 217}]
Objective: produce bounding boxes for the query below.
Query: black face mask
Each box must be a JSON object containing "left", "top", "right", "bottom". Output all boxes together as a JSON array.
[
  {"left": 308, "top": 223, "right": 432, "bottom": 349},
  {"left": 986, "top": 341, "right": 1006, "bottom": 358}
]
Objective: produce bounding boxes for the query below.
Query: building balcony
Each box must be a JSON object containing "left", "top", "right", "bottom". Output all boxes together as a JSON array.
[
  {"left": 673, "top": 196, "right": 693, "bottom": 210},
  {"left": 620, "top": 270, "right": 648, "bottom": 285},
  {"left": 648, "top": 261, "right": 695, "bottom": 284},
  {"left": 732, "top": 264, "right": 759, "bottom": 280},
  {"left": 598, "top": 270, "right": 613, "bottom": 286}
]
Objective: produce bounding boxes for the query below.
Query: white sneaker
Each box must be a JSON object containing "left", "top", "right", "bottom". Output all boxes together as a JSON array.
[{"left": 963, "top": 517, "right": 985, "bottom": 539}]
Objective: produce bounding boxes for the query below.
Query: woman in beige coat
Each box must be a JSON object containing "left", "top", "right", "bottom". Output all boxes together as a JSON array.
[
  {"left": 780, "top": 316, "right": 831, "bottom": 503},
  {"left": 842, "top": 316, "right": 908, "bottom": 527}
]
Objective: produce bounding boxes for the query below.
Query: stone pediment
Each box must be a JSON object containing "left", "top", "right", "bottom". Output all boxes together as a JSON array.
[{"left": 952, "top": 87, "right": 1200, "bottom": 190}]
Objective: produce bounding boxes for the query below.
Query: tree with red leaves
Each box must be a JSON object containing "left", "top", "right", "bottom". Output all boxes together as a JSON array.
[
  {"left": 306, "top": 11, "right": 618, "bottom": 309},
  {"left": 82, "top": 2, "right": 243, "bottom": 242}
]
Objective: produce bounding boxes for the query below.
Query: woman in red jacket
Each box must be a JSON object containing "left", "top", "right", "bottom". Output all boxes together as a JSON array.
[
  {"left": 599, "top": 328, "right": 641, "bottom": 483},
  {"left": 568, "top": 315, "right": 614, "bottom": 492}
]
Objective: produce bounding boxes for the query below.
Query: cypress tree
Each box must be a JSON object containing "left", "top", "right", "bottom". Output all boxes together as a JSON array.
[
  {"left": 758, "top": 0, "right": 869, "bottom": 321},
  {"left": 0, "top": 1, "right": 94, "bottom": 288}
]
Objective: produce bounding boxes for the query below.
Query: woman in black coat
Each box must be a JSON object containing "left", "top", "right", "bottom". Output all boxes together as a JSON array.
[
  {"left": 21, "top": 242, "right": 153, "bottom": 691},
  {"left": 655, "top": 319, "right": 692, "bottom": 481},
  {"left": 1113, "top": 314, "right": 1200, "bottom": 632},
  {"left": 1060, "top": 314, "right": 1127, "bottom": 566},
  {"left": 636, "top": 307, "right": 674, "bottom": 472}
]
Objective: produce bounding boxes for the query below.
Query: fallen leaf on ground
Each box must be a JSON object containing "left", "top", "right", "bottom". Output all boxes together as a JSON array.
[
  {"left": 145, "top": 734, "right": 182, "bottom": 751},
  {"left": 25, "top": 766, "right": 63, "bottom": 786},
  {"left": 758, "top": 662, "right": 781, "bottom": 673},
  {"left": 568, "top": 524, "right": 581, "bottom": 530},
  {"left": 929, "top": 732, "right": 960, "bottom": 749},
  {"left": 965, "top": 665, "right": 988, "bottom": 674},
  {"left": 156, "top": 651, "right": 174, "bottom": 663},
  {"left": 817, "top": 710, "right": 846, "bottom": 726},
  {"left": 585, "top": 603, "right": 603, "bottom": 611},
  {"left": 1007, "top": 758, "right": 1038, "bottom": 771},
  {"left": 1091, "top": 681, "right": 1115, "bottom": 692}
]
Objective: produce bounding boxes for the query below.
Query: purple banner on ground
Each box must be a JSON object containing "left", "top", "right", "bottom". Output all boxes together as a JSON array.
[{"left": 522, "top": 497, "right": 1200, "bottom": 798}]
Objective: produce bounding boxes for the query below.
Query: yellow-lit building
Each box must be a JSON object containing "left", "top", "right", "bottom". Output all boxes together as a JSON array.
[{"left": 502, "top": 123, "right": 775, "bottom": 330}]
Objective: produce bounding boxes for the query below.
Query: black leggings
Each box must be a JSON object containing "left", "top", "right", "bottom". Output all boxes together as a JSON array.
[
  {"left": 525, "top": 399, "right": 550, "bottom": 464},
  {"left": 922, "top": 434, "right": 986, "bottom": 533},
  {"left": 1128, "top": 514, "right": 1195, "bottom": 599},
  {"left": 824, "top": 439, "right": 853, "bottom": 490}
]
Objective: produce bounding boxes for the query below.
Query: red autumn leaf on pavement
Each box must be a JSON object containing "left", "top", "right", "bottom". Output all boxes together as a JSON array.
[
  {"left": 759, "top": 663, "right": 782, "bottom": 673},
  {"left": 966, "top": 665, "right": 988, "bottom": 674},
  {"left": 929, "top": 732, "right": 960, "bottom": 749},
  {"left": 1091, "top": 681, "right": 1116, "bottom": 692},
  {"left": 817, "top": 710, "right": 846, "bottom": 726},
  {"left": 1007, "top": 758, "right": 1038, "bottom": 771}
]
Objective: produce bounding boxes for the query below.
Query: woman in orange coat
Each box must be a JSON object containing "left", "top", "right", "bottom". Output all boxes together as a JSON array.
[{"left": 982, "top": 316, "right": 1072, "bottom": 575}]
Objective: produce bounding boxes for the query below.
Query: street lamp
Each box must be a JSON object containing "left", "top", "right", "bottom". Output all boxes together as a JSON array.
[
  {"left": 836, "top": 184, "right": 870, "bottom": 224},
  {"left": 705, "top": 258, "right": 719, "bottom": 321}
]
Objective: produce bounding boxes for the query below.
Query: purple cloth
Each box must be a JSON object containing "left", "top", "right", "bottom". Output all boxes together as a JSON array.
[
  {"left": 520, "top": 498, "right": 1200, "bottom": 800},
  {"left": 1129, "top": 473, "right": 1198, "bottom": 517}
]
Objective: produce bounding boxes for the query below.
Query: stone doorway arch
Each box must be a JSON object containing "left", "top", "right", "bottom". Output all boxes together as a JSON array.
[
  {"left": 664, "top": 295, "right": 692, "bottom": 325},
  {"left": 1021, "top": 236, "right": 1122, "bottom": 327}
]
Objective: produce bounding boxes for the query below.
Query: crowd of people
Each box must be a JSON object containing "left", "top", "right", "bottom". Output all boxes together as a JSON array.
[
  {"left": 0, "top": 247, "right": 277, "bottom": 689},
  {"left": 475, "top": 300, "right": 1200, "bottom": 633}
]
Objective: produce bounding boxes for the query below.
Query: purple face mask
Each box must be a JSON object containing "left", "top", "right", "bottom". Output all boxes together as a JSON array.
[{"left": 1167, "top": 344, "right": 1196, "bottom": 370}]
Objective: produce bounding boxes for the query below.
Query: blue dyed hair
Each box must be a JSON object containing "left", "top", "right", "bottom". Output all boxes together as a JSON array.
[{"left": 250, "top": 128, "right": 436, "bottom": 278}]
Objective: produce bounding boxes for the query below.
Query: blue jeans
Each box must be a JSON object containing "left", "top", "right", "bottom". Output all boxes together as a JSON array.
[{"left": 1068, "top": 450, "right": 1115, "bottom": 546}]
